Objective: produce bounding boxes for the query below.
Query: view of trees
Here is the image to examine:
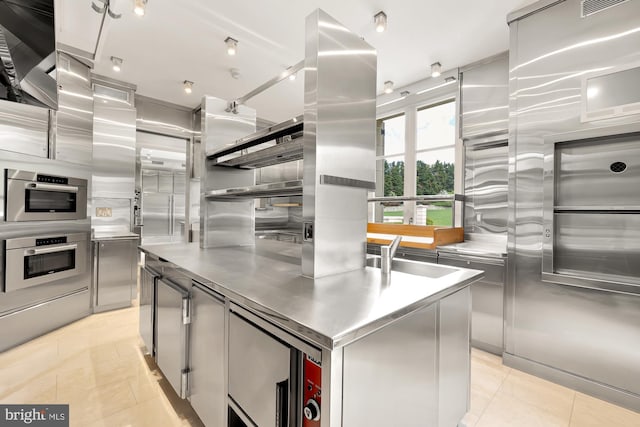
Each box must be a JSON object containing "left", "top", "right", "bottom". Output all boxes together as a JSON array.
[{"left": 383, "top": 160, "right": 454, "bottom": 197}]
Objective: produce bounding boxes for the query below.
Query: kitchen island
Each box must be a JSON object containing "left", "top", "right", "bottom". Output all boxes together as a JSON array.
[{"left": 140, "top": 239, "right": 483, "bottom": 427}]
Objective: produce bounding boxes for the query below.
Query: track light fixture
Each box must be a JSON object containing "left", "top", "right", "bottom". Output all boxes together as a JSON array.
[
  {"left": 111, "top": 56, "right": 123, "bottom": 72},
  {"left": 134, "top": 0, "right": 147, "bottom": 16},
  {"left": 225, "top": 37, "right": 238, "bottom": 56},
  {"left": 183, "top": 80, "right": 193, "bottom": 94},
  {"left": 374, "top": 11, "right": 387, "bottom": 33},
  {"left": 384, "top": 81, "right": 394, "bottom": 94},
  {"left": 431, "top": 62, "right": 442, "bottom": 78}
]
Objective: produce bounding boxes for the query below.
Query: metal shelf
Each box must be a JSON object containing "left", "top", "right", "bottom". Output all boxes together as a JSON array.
[
  {"left": 368, "top": 194, "right": 465, "bottom": 203},
  {"left": 213, "top": 138, "right": 303, "bottom": 169},
  {"left": 204, "top": 180, "right": 303, "bottom": 200},
  {"left": 206, "top": 115, "right": 303, "bottom": 162}
]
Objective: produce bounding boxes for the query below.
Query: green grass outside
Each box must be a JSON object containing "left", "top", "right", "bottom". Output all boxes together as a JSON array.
[{"left": 383, "top": 208, "right": 452, "bottom": 226}]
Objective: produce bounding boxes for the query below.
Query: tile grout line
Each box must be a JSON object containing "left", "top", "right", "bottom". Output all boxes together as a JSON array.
[
  {"left": 475, "top": 363, "right": 511, "bottom": 425},
  {"left": 567, "top": 391, "right": 577, "bottom": 427}
]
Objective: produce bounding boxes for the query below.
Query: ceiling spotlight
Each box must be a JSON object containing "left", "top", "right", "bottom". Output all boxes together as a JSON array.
[
  {"left": 374, "top": 11, "right": 387, "bottom": 33},
  {"left": 230, "top": 68, "right": 241, "bottom": 79},
  {"left": 183, "top": 80, "right": 193, "bottom": 94},
  {"left": 384, "top": 81, "right": 394, "bottom": 94},
  {"left": 225, "top": 37, "right": 238, "bottom": 56},
  {"left": 431, "top": 62, "right": 442, "bottom": 78},
  {"left": 111, "top": 56, "right": 123, "bottom": 72},
  {"left": 133, "top": 0, "right": 147, "bottom": 16},
  {"left": 400, "top": 90, "right": 410, "bottom": 97},
  {"left": 444, "top": 76, "right": 457, "bottom": 83}
]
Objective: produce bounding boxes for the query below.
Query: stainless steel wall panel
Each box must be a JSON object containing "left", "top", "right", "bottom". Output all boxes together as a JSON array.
[
  {"left": 200, "top": 96, "right": 256, "bottom": 249},
  {"left": 302, "top": 10, "right": 377, "bottom": 278},
  {"left": 54, "top": 53, "right": 93, "bottom": 165},
  {"left": 342, "top": 302, "right": 438, "bottom": 427},
  {"left": 463, "top": 142, "right": 508, "bottom": 234},
  {"left": 461, "top": 54, "right": 509, "bottom": 139},
  {"left": 142, "top": 193, "right": 171, "bottom": 237},
  {"left": 91, "top": 198, "right": 131, "bottom": 235},
  {"left": 92, "top": 100, "right": 136, "bottom": 198},
  {"left": 0, "top": 100, "right": 48, "bottom": 158},
  {"left": 135, "top": 95, "right": 194, "bottom": 139},
  {"left": 508, "top": 0, "right": 640, "bottom": 410}
]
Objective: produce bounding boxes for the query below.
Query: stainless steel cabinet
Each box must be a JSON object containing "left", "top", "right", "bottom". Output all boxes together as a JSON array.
[
  {"left": 139, "top": 266, "right": 158, "bottom": 355},
  {"left": 156, "top": 277, "right": 189, "bottom": 398},
  {"left": 438, "top": 253, "right": 505, "bottom": 354},
  {"left": 228, "top": 311, "right": 293, "bottom": 427},
  {"left": 189, "top": 282, "right": 225, "bottom": 427},
  {"left": 93, "top": 238, "right": 136, "bottom": 312}
]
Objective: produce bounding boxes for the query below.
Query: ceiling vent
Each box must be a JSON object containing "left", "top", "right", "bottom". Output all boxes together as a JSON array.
[
  {"left": 93, "top": 83, "right": 130, "bottom": 104},
  {"left": 581, "top": 0, "right": 628, "bottom": 17}
]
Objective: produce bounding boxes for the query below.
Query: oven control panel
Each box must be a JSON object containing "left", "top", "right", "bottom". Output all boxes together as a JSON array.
[
  {"left": 36, "top": 174, "right": 68, "bottom": 185},
  {"left": 36, "top": 237, "right": 67, "bottom": 246},
  {"left": 303, "top": 354, "right": 321, "bottom": 426}
]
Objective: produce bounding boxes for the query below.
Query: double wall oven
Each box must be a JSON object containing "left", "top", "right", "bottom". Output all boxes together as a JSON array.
[{"left": 5, "top": 169, "right": 87, "bottom": 222}]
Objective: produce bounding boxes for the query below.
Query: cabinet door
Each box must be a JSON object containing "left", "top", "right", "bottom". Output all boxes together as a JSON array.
[
  {"left": 189, "top": 283, "right": 225, "bottom": 427},
  {"left": 438, "top": 254, "right": 505, "bottom": 353},
  {"left": 229, "top": 313, "right": 291, "bottom": 427},
  {"left": 96, "top": 240, "right": 134, "bottom": 307},
  {"left": 139, "top": 267, "right": 157, "bottom": 355},
  {"left": 156, "top": 278, "right": 188, "bottom": 398}
]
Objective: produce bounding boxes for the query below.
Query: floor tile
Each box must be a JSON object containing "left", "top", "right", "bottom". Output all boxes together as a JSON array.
[
  {"left": 569, "top": 392, "right": 640, "bottom": 427},
  {"left": 476, "top": 390, "right": 571, "bottom": 427}
]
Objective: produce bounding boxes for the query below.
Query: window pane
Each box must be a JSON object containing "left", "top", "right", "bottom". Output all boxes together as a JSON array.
[
  {"left": 416, "top": 202, "right": 452, "bottom": 226},
  {"left": 383, "top": 202, "right": 404, "bottom": 223},
  {"left": 382, "top": 155, "right": 404, "bottom": 197},
  {"left": 416, "top": 149, "right": 455, "bottom": 196},
  {"left": 377, "top": 115, "right": 405, "bottom": 156},
  {"left": 417, "top": 101, "right": 456, "bottom": 150}
]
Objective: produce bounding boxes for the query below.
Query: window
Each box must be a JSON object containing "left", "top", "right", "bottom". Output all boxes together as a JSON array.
[
  {"left": 376, "top": 114, "right": 405, "bottom": 222},
  {"left": 416, "top": 100, "right": 456, "bottom": 225}
]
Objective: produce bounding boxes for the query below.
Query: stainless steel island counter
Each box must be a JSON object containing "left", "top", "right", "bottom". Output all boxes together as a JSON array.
[
  {"left": 140, "top": 239, "right": 482, "bottom": 350},
  {"left": 139, "top": 239, "right": 482, "bottom": 427}
]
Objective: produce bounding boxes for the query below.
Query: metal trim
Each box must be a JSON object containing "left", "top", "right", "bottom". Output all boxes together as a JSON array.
[
  {"left": 319, "top": 175, "right": 376, "bottom": 190},
  {"left": 541, "top": 272, "right": 640, "bottom": 296},
  {"left": 507, "top": 0, "right": 566, "bottom": 24},
  {"left": 503, "top": 352, "right": 640, "bottom": 413},
  {"left": 233, "top": 60, "right": 304, "bottom": 108}
]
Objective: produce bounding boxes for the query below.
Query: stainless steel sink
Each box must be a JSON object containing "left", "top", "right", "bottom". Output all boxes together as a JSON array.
[{"left": 366, "top": 256, "right": 455, "bottom": 279}]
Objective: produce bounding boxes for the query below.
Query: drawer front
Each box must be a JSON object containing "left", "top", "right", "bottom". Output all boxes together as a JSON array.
[
  {"left": 438, "top": 255, "right": 505, "bottom": 285},
  {"left": 471, "top": 281, "right": 504, "bottom": 353}
]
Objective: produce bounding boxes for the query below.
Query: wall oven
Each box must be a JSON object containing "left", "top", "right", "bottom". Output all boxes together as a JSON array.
[
  {"left": 4, "top": 233, "right": 88, "bottom": 292},
  {"left": 5, "top": 169, "right": 88, "bottom": 221}
]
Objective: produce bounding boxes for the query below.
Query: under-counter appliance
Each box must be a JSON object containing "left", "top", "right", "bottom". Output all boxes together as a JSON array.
[
  {"left": 4, "top": 233, "right": 87, "bottom": 292},
  {"left": 228, "top": 304, "right": 322, "bottom": 427},
  {"left": 5, "top": 169, "right": 88, "bottom": 221}
]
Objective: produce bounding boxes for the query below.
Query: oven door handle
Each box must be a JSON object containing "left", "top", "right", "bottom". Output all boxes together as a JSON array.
[
  {"left": 24, "top": 243, "right": 78, "bottom": 256},
  {"left": 27, "top": 182, "right": 79, "bottom": 193}
]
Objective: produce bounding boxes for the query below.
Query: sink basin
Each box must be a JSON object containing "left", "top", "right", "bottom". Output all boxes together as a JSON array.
[{"left": 366, "top": 256, "right": 454, "bottom": 279}]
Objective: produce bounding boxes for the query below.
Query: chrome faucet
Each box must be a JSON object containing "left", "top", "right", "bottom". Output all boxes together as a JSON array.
[{"left": 381, "top": 235, "right": 402, "bottom": 274}]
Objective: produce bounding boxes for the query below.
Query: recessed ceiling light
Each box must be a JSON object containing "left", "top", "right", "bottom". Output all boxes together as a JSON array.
[
  {"left": 133, "top": 0, "right": 147, "bottom": 16},
  {"left": 183, "top": 80, "right": 193, "bottom": 94},
  {"left": 384, "top": 81, "right": 394, "bottom": 94},
  {"left": 225, "top": 37, "right": 238, "bottom": 56},
  {"left": 431, "top": 62, "right": 442, "bottom": 78},
  {"left": 110, "top": 56, "right": 123, "bottom": 72},
  {"left": 374, "top": 11, "right": 387, "bottom": 33}
]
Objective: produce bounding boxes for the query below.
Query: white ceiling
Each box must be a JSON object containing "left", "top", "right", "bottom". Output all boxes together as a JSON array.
[{"left": 57, "top": 0, "right": 537, "bottom": 123}]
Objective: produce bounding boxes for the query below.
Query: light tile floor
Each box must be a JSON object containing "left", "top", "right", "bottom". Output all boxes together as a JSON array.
[{"left": 1, "top": 306, "right": 639, "bottom": 427}]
